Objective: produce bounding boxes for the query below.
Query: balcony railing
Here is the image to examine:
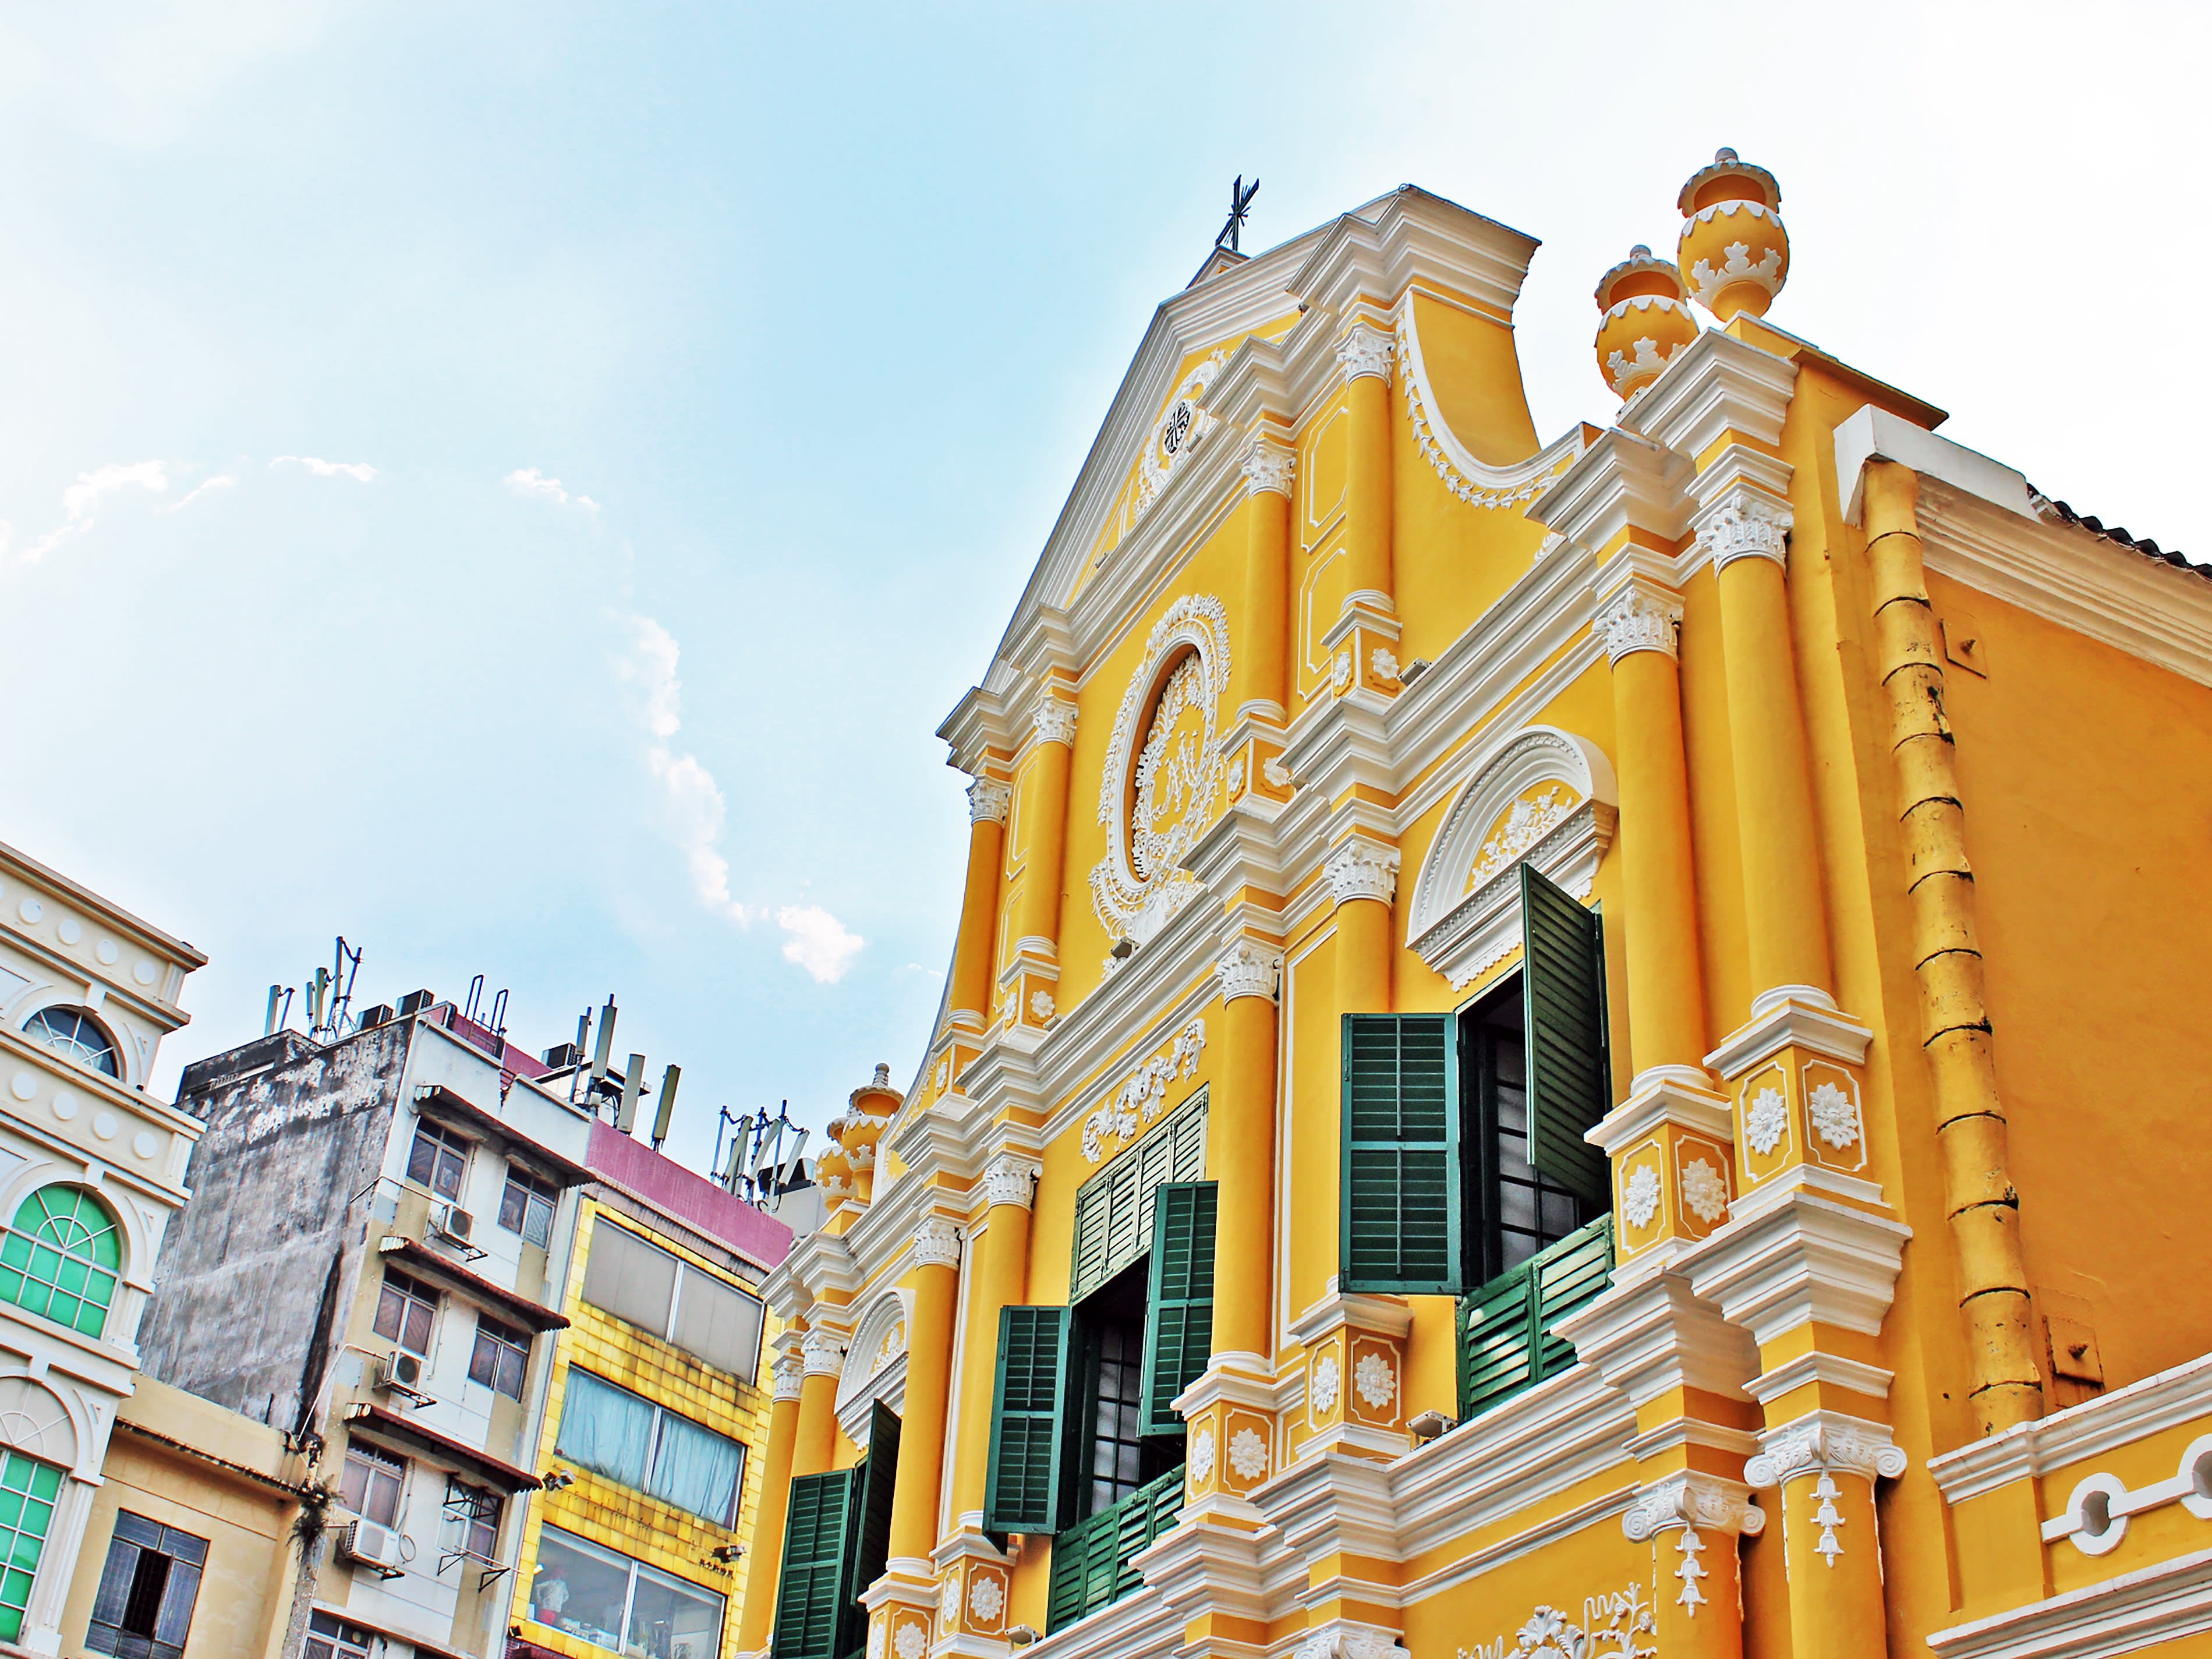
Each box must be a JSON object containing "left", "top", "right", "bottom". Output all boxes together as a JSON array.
[{"left": 1045, "top": 1465, "right": 1185, "bottom": 1633}]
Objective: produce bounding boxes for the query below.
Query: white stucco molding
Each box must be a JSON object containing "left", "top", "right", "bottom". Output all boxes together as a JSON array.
[{"left": 1833, "top": 404, "right": 2036, "bottom": 528}]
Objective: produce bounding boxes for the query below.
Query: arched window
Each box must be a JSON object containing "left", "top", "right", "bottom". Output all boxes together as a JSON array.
[
  {"left": 21, "top": 1007, "right": 119, "bottom": 1078},
  {"left": 0, "top": 1187, "right": 122, "bottom": 1338}
]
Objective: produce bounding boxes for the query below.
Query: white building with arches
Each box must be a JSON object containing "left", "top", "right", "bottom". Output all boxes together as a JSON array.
[{"left": 0, "top": 839, "right": 206, "bottom": 1653}]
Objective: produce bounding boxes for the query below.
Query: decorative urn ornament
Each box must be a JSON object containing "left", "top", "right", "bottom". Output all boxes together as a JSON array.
[
  {"left": 1676, "top": 147, "right": 1789, "bottom": 320},
  {"left": 1592, "top": 245, "right": 1700, "bottom": 400}
]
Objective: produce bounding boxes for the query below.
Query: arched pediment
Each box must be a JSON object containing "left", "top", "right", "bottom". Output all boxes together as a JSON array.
[
  {"left": 0, "top": 1374, "right": 80, "bottom": 1473},
  {"left": 834, "top": 1289, "right": 911, "bottom": 1451},
  {"left": 1407, "top": 727, "right": 1618, "bottom": 990}
]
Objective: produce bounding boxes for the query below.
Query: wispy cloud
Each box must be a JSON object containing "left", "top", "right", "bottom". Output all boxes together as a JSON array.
[
  {"left": 779, "top": 905, "right": 865, "bottom": 984},
  {"left": 615, "top": 612, "right": 752, "bottom": 926},
  {"left": 271, "top": 455, "right": 376, "bottom": 482},
  {"left": 7, "top": 460, "right": 169, "bottom": 567},
  {"left": 167, "top": 475, "right": 236, "bottom": 512},
  {"left": 506, "top": 467, "right": 600, "bottom": 514}
]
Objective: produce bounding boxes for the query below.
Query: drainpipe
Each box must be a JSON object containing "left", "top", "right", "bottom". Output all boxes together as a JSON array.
[{"left": 1860, "top": 459, "right": 2044, "bottom": 1434}]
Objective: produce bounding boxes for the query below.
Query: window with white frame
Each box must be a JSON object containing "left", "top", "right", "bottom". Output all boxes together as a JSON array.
[
  {"left": 553, "top": 1368, "right": 746, "bottom": 1526},
  {"left": 529, "top": 1525, "right": 722, "bottom": 1659}
]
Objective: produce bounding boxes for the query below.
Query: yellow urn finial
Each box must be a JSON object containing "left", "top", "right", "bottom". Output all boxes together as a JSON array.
[
  {"left": 1676, "top": 147, "right": 1789, "bottom": 320},
  {"left": 1592, "top": 245, "right": 1700, "bottom": 401}
]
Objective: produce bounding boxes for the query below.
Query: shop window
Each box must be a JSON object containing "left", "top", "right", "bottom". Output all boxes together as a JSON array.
[
  {"left": 0, "top": 1452, "right": 61, "bottom": 1643},
  {"left": 87, "top": 1511, "right": 208, "bottom": 1659},
  {"left": 406, "top": 1119, "right": 470, "bottom": 1200},
  {"left": 22, "top": 1005, "right": 119, "bottom": 1077},
  {"left": 339, "top": 1443, "right": 404, "bottom": 1528},
  {"left": 499, "top": 1165, "right": 556, "bottom": 1247},
  {"left": 468, "top": 1315, "right": 530, "bottom": 1399},
  {"left": 530, "top": 1523, "right": 724, "bottom": 1659},
  {"left": 580, "top": 1220, "right": 765, "bottom": 1379},
  {"left": 0, "top": 1185, "right": 122, "bottom": 1338},
  {"left": 553, "top": 1368, "right": 747, "bottom": 1526},
  {"left": 372, "top": 1268, "right": 438, "bottom": 1357}
]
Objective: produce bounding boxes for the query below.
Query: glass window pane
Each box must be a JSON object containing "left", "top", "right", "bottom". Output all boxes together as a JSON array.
[
  {"left": 668, "top": 1271, "right": 765, "bottom": 1378},
  {"left": 627, "top": 1557, "right": 724, "bottom": 1659},
  {"left": 581, "top": 1223, "right": 677, "bottom": 1338},
  {"left": 530, "top": 1526, "right": 638, "bottom": 1650},
  {"left": 645, "top": 1410, "right": 745, "bottom": 1526},
  {"left": 554, "top": 1371, "right": 656, "bottom": 1489},
  {"left": 0, "top": 1453, "right": 59, "bottom": 1643}
]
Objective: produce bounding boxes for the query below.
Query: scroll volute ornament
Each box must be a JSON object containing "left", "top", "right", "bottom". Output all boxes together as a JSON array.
[
  {"left": 1592, "top": 246, "right": 1700, "bottom": 400},
  {"left": 1676, "top": 147, "right": 1790, "bottom": 321}
]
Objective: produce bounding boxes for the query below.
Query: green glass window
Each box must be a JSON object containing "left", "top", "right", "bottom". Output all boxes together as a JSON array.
[
  {"left": 0, "top": 1452, "right": 62, "bottom": 1641},
  {"left": 0, "top": 1187, "right": 122, "bottom": 1338}
]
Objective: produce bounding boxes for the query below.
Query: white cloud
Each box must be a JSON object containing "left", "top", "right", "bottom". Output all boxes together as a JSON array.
[
  {"left": 779, "top": 905, "right": 865, "bottom": 984},
  {"left": 167, "top": 475, "right": 236, "bottom": 512},
  {"left": 505, "top": 467, "right": 600, "bottom": 514},
  {"left": 614, "top": 613, "right": 752, "bottom": 927},
  {"left": 271, "top": 455, "right": 376, "bottom": 482},
  {"left": 9, "top": 459, "right": 169, "bottom": 567}
]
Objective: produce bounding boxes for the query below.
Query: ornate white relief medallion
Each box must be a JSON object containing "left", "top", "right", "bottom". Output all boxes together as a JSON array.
[
  {"left": 1623, "top": 1164, "right": 1662, "bottom": 1229},
  {"left": 1311, "top": 1353, "right": 1341, "bottom": 1414},
  {"left": 1191, "top": 1425, "right": 1216, "bottom": 1482},
  {"left": 1227, "top": 1426, "right": 1269, "bottom": 1481},
  {"left": 1353, "top": 1351, "right": 1396, "bottom": 1412},
  {"left": 1082, "top": 1017, "right": 1206, "bottom": 1162},
  {"left": 1680, "top": 1157, "right": 1730, "bottom": 1225},
  {"left": 967, "top": 1574, "right": 1004, "bottom": 1623},
  {"left": 1330, "top": 649, "right": 1353, "bottom": 693},
  {"left": 1089, "top": 595, "right": 1231, "bottom": 944},
  {"left": 1807, "top": 1080, "right": 1860, "bottom": 1150},
  {"left": 893, "top": 1621, "right": 927, "bottom": 1659},
  {"left": 1744, "top": 1086, "right": 1789, "bottom": 1156},
  {"left": 1137, "top": 351, "right": 1226, "bottom": 517}
]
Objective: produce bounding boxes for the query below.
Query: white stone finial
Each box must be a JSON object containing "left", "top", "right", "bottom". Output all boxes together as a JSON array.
[
  {"left": 968, "top": 776, "right": 1012, "bottom": 825},
  {"left": 911, "top": 1216, "right": 964, "bottom": 1270},
  {"left": 1322, "top": 840, "right": 1400, "bottom": 907},
  {"left": 1216, "top": 939, "right": 1282, "bottom": 1003},
  {"left": 1335, "top": 324, "right": 1395, "bottom": 384},
  {"left": 1241, "top": 433, "right": 1296, "bottom": 498},
  {"left": 1595, "top": 583, "right": 1684, "bottom": 663}
]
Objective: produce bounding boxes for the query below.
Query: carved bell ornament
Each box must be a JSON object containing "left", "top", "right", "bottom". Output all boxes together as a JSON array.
[
  {"left": 1676, "top": 147, "right": 1790, "bottom": 321},
  {"left": 1592, "top": 245, "right": 1700, "bottom": 400}
]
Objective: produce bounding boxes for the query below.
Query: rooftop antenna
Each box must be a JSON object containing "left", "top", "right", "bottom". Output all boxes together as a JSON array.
[
  {"left": 713, "top": 1106, "right": 749, "bottom": 1191},
  {"left": 264, "top": 984, "right": 295, "bottom": 1037},
  {"left": 315, "top": 936, "right": 363, "bottom": 1043},
  {"left": 650, "top": 1064, "right": 682, "bottom": 1151},
  {"left": 1216, "top": 175, "right": 1259, "bottom": 254},
  {"left": 615, "top": 1052, "right": 646, "bottom": 1134}
]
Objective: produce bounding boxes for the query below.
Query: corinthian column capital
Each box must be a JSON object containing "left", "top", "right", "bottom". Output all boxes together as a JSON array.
[
  {"left": 967, "top": 776, "right": 1011, "bottom": 824},
  {"left": 1335, "top": 323, "right": 1395, "bottom": 384},
  {"left": 1216, "top": 939, "right": 1282, "bottom": 1003},
  {"left": 1322, "top": 839, "right": 1400, "bottom": 907},
  {"left": 1595, "top": 581, "right": 1684, "bottom": 663}
]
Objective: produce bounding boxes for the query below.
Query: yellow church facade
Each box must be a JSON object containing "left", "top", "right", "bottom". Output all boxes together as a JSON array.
[{"left": 742, "top": 155, "right": 2212, "bottom": 1659}]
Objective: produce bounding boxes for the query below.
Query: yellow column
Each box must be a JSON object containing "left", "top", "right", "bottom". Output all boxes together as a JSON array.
[
  {"left": 1013, "top": 705, "right": 1073, "bottom": 954},
  {"left": 736, "top": 1351, "right": 806, "bottom": 1653},
  {"left": 885, "top": 1218, "right": 964, "bottom": 1566},
  {"left": 1860, "top": 461, "right": 2042, "bottom": 1433},
  {"left": 947, "top": 776, "right": 1011, "bottom": 1029},
  {"left": 791, "top": 1328, "right": 846, "bottom": 1478},
  {"left": 1596, "top": 580, "right": 1708, "bottom": 1074},
  {"left": 948, "top": 1156, "right": 1038, "bottom": 1522},
  {"left": 1210, "top": 942, "right": 1281, "bottom": 1360},
  {"left": 1336, "top": 325, "right": 1396, "bottom": 616},
  {"left": 1704, "top": 492, "right": 1833, "bottom": 999},
  {"left": 1746, "top": 1420, "right": 1906, "bottom": 1659},
  {"left": 1236, "top": 436, "right": 1294, "bottom": 719},
  {"left": 1325, "top": 839, "right": 1398, "bottom": 1015},
  {"left": 1623, "top": 1476, "right": 1762, "bottom": 1659}
]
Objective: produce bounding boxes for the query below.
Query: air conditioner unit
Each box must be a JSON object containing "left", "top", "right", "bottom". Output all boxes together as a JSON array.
[
  {"left": 434, "top": 1205, "right": 475, "bottom": 1246},
  {"left": 337, "top": 1520, "right": 405, "bottom": 1577},
  {"left": 374, "top": 1352, "right": 424, "bottom": 1394}
]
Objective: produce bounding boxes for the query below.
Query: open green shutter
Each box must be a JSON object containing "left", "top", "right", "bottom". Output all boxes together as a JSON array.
[
  {"left": 1454, "top": 1215, "right": 1616, "bottom": 1421},
  {"left": 1521, "top": 865, "right": 1612, "bottom": 1203},
  {"left": 1532, "top": 1214, "right": 1615, "bottom": 1378},
  {"left": 1070, "top": 1094, "right": 1211, "bottom": 1302},
  {"left": 1139, "top": 1182, "right": 1216, "bottom": 1435},
  {"left": 1341, "top": 1013, "right": 1463, "bottom": 1294},
  {"left": 839, "top": 1399, "right": 901, "bottom": 1653},
  {"left": 773, "top": 1469, "right": 861, "bottom": 1659},
  {"left": 985, "top": 1306, "right": 1073, "bottom": 1534}
]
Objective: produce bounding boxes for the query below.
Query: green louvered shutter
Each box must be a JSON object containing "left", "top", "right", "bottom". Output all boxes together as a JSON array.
[
  {"left": 1521, "top": 865, "right": 1612, "bottom": 1204},
  {"left": 773, "top": 1469, "right": 861, "bottom": 1659},
  {"left": 1532, "top": 1215, "right": 1615, "bottom": 1378},
  {"left": 1070, "top": 1094, "right": 1210, "bottom": 1302},
  {"left": 839, "top": 1399, "right": 902, "bottom": 1651},
  {"left": 1341, "top": 1013, "right": 1463, "bottom": 1294},
  {"left": 985, "top": 1306, "right": 1073, "bottom": 1534},
  {"left": 1455, "top": 1267, "right": 1537, "bottom": 1420},
  {"left": 1139, "top": 1182, "right": 1216, "bottom": 1435}
]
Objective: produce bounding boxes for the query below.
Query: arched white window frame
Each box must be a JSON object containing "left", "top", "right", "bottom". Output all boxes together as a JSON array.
[
  {"left": 834, "top": 1288, "right": 912, "bottom": 1452},
  {"left": 1406, "top": 726, "right": 1618, "bottom": 991}
]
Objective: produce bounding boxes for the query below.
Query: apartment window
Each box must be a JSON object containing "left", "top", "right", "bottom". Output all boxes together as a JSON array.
[
  {"left": 372, "top": 1268, "right": 438, "bottom": 1357},
  {"left": 0, "top": 1185, "right": 123, "bottom": 1338},
  {"left": 86, "top": 1511, "right": 208, "bottom": 1659},
  {"left": 406, "top": 1119, "right": 470, "bottom": 1200},
  {"left": 339, "top": 1443, "right": 405, "bottom": 1527},
  {"left": 530, "top": 1524, "right": 723, "bottom": 1659},
  {"left": 303, "top": 1612, "right": 375, "bottom": 1659},
  {"left": 553, "top": 1368, "right": 747, "bottom": 1526},
  {"left": 581, "top": 1219, "right": 765, "bottom": 1379},
  {"left": 0, "top": 1452, "right": 61, "bottom": 1642},
  {"left": 469, "top": 1315, "right": 530, "bottom": 1399},
  {"left": 500, "top": 1165, "right": 556, "bottom": 1247},
  {"left": 22, "top": 1004, "right": 119, "bottom": 1077},
  {"left": 443, "top": 1478, "right": 501, "bottom": 1561}
]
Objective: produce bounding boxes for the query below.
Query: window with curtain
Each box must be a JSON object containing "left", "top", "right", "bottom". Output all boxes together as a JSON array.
[
  {"left": 554, "top": 1368, "right": 746, "bottom": 1526},
  {"left": 406, "top": 1120, "right": 470, "bottom": 1200},
  {"left": 469, "top": 1315, "right": 530, "bottom": 1399},
  {"left": 86, "top": 1511, "right": 207, "bottom": 1659},
  {"left": 0, "top": 1186, "right": 122, "bottom": 1338},
  {"left": 371, "top": 1269, "right": 438, "bottom": 1357},
  {"left": 500, "top": 1165, "right": 556, "bottom": 1246}
]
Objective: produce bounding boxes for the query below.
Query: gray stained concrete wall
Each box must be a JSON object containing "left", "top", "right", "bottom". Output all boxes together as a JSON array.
[{"left": 139, "top": 1020, "right": 413, "bottom": 1437}]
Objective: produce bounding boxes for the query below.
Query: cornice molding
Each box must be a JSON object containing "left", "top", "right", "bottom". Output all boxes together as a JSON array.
[
  {"left": 1682, "top": 1190, "right": 1913, "bottom": 1347},
  {"left": 1927, "top": 1350, "right": 2212, "bottom": 1506},
  {"left": 1529, "top": 426, "right": 1694, "bottom": 552},
  {"left": 1624, "top": 328, "right": 1799, "bottom": 461},
  {"left": 1926, "top": 1546, "right": 2212, "bottom": 1659}
]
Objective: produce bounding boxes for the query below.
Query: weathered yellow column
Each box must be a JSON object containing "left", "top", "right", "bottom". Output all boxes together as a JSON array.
[
  {"left": 1704, "top": 491, "right": 1833, "bottom": 1000},
  {"left": 947, "top": 776, "right": 1011, "bottom": 1030},
  {"left": 1337, "top": 324, "right": 1396, "bottom": 615},
  {"left": 1746, "top": 1419, "right": 1906, "bottom": 1659},
  {"left": 1210, "top": 940, "right": 1281, "bottom": 1360},
  {"left": 886, "top": 1218, "right": 964, "bottom": 1566},
  {"left": 735, "top": 1349, "right": 806, "bottom": 1653},
  {"left": 947, "top": 1156, "right": 1038, "bottom": 1522},
  {"left": 791, "top": 1327, "right": 847, "bottom": 1478},
  {"left": 1236, "top": 435, "right": 1294, "bottom": 721},
  {"left": 1622, "top": 1475, "right": 1763, "bottom": 1659},
  {"left": 1324, "top": 839, "right": 1397, "bottom": 1015},
  {"left": 1860, "top": 460, "right": 2042, "bottom": 1433}
]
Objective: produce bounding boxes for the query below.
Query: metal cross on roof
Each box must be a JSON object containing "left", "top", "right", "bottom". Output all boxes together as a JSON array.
[{"left": 1215, "top": 175, "right": 1259, "bottom": 253}]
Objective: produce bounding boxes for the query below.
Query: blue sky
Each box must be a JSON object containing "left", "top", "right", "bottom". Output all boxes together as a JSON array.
[{"left": 2, "top": 2, "right": 2200, "bottom": 1180}]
